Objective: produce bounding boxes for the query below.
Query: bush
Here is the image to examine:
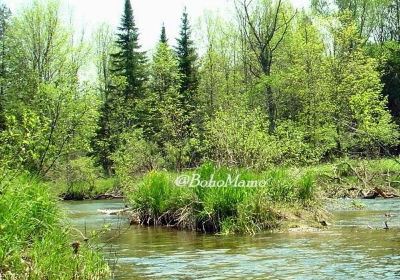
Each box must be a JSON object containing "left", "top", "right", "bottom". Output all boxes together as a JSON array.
[
  {"left": 205, "top": 105, "right": 280, "bottom": 169},
  {"left": 273, "top": 121, "right": 338, "bottom": 164},
  {"left": 112, "top": 130, "right": 164, "bottom": 187},
  {"left": 205, "top": 107, "right": 340, "bottom": 168},
  {"left": 50, "top": 157, "right": 99, "bottom": 187},
  {"left": 47, "top": 157, "right": 116, "bottom": 199}
]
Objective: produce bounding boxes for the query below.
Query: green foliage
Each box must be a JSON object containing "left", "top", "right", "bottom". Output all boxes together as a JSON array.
[
  {"left": 370, "top": 41, "right": 400, "bottom": 124},
  {"left": 205, "top": 103, "right": 278, "bottom": 169},
  {"left": 127, "top": 164, "right": 319, "bottom": 234},
  {"left": 46, "top": 157, "right": 118, "bottom": 199},
  {"left": 0, "top": 176, "right": 109, "bottom": 279},
  {"left": 1, "top": 1, "right": 98, "bottom": 175},
  {"left": 0, "top": 3, "right": 10, "bottom": 133},
  {"left": 176, "top": 7, "right": 198, "bottom": 95},
  {"left": 51, "top": 157, "right": 99, "bottom": 187},
  {"left": 112, "top": 130, "right": 163, "bottom": 187},
  {"left": 143, "top": 42, "right": 182, "bottom": 140},
  {"left": 142, "top": 41, "right": 201, "bottom": 170},
  {"left": 308, "top": 158, "right": 400, "bottom": 198},
  {"left": 111, "top": 0, "right": 147, "bottom": 102},
  {"left": 336, "top": 49, "right": 399, "bottom": 152}
]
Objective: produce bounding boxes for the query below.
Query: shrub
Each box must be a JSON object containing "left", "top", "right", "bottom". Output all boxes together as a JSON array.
[
  {"left": 274, "top": 121, "right": 338, "bottom": 164},
  {"left": 47, "top": 157, "right": 115, "bottom": 199},
  {"left": 112, "top": 130, "right": 164, "bottom": 187},
  {"left": 205, "top": 105, "right": 279, "bottom": 170},
  {"left": 50, "top": 157, "right": 99, "bottom": 187}
]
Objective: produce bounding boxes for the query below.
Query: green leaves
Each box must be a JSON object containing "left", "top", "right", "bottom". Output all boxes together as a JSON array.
[{"left": 0, "top": 1, "right": 99, "bottom": 175}]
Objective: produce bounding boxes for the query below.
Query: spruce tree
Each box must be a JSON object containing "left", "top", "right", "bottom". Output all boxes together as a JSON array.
[
  {"left": 160, "top": 23, "right": 167, "bottom": 44},
  {"left": 112, "top": 0, "right": 146, "bottom": 104},
  {"left": 93, "top": 0, "right": 147, "bottom": 174},
  {"left": 174, "top": 8, "right": 202, "bottom": 167},
  {"left": 175, "top": 8, "right": 198, "bottom": 95},
  {"left": 175, "top": 7, "right": 199, "bottom": 137}
]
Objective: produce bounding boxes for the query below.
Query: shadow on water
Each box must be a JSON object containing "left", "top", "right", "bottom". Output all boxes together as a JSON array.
[{"left": 62, "top": 199, "right": 400, "bottom": 280}]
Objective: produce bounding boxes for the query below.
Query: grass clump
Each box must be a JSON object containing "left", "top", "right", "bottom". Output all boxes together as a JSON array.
[
  {"left": 0, "top": 175, "right": 109, "bottom": 279},
  {"left": 127, "top": 163, "right": 322, "bottom": 234}
]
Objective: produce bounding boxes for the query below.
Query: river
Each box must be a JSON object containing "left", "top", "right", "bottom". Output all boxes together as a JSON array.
[{"left": 63, "top": 199, "right": 400, "bottom": 280}]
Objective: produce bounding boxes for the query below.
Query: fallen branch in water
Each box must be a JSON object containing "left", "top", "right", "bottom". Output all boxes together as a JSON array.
[{"left": 363, "top": 187, "right": 399, "bottom": 199}]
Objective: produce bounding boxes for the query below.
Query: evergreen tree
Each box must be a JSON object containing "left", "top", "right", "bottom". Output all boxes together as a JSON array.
[
  {"left": 93, "top": 78, "right": 126, "bottom": 175},
  {"left": 93, "top": 0, "right": 147, "bottom": 174},
  {"left": 175, "top": 8, "right": 203, "bottom": 166},
  {"left": 160, "top": 23, "right": 167, "bottom": 44},
  {"left": 174, "top": 7, "right": 201, "bottom": 145},
  {"left": 111, "top": 0, "right": 146, "bottom": 106},
  {"left": 175, "top": 8, "right": 198, "bottom": 95}
]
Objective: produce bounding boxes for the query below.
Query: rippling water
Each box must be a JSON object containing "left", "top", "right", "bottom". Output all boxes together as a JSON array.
[{"left": 63, "top": 199, "right": 400, "bottom": 280}]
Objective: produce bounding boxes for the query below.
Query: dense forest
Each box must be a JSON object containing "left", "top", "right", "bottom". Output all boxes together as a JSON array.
[
  {"left": 1, "top": 0, "right": 400, "bottom": 180},
  {"left": 1, "top": 0, "right": 400, "bottom": 278}
]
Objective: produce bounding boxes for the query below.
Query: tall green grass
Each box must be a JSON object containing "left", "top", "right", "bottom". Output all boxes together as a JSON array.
[
  {"left": 128, "top": 163, "right": 320, "bottom": 234},
  {"left": 0, "top": 175, "right": 109, "bottom": 279}
]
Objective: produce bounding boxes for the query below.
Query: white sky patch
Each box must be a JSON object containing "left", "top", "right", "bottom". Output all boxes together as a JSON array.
[{"left": 5, "top": 0, "right": 309, "bottom": 51}]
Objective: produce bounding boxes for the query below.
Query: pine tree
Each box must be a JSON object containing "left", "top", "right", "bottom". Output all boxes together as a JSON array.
[
  {"left": 175, "top": 8, "right": 198, "bottom": 95},
  {"left": 160, "top": 23, "right": 167, "bottom": 44},
  {"left": 175, "top": 7, "right": 200, "bottom": 141},
  {"left": 111, "top": 0, "right": 146, "bottom": 104}
]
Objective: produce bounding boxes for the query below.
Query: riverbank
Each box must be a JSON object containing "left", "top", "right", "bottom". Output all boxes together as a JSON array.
[
  {"left": 51, "top": 177, "right": 122, "bottom": 201},
  {"left": 309, "top": 158, "right": 400, "bottom": 199},
  {"left": 53, "top": 158, "right": 400, "bottom": 202},
  {"left": 0, "top": 175, "right": 110, "bottom": 279}
]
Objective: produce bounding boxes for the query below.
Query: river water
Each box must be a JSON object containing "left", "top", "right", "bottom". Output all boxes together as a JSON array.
[{"left": 63, "top": 199, "right": 400, "bottom": 280}]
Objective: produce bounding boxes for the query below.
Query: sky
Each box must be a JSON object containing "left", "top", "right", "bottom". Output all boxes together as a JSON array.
[{"left": 5, "top": 0, "right": 309, "bottom": 51}]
